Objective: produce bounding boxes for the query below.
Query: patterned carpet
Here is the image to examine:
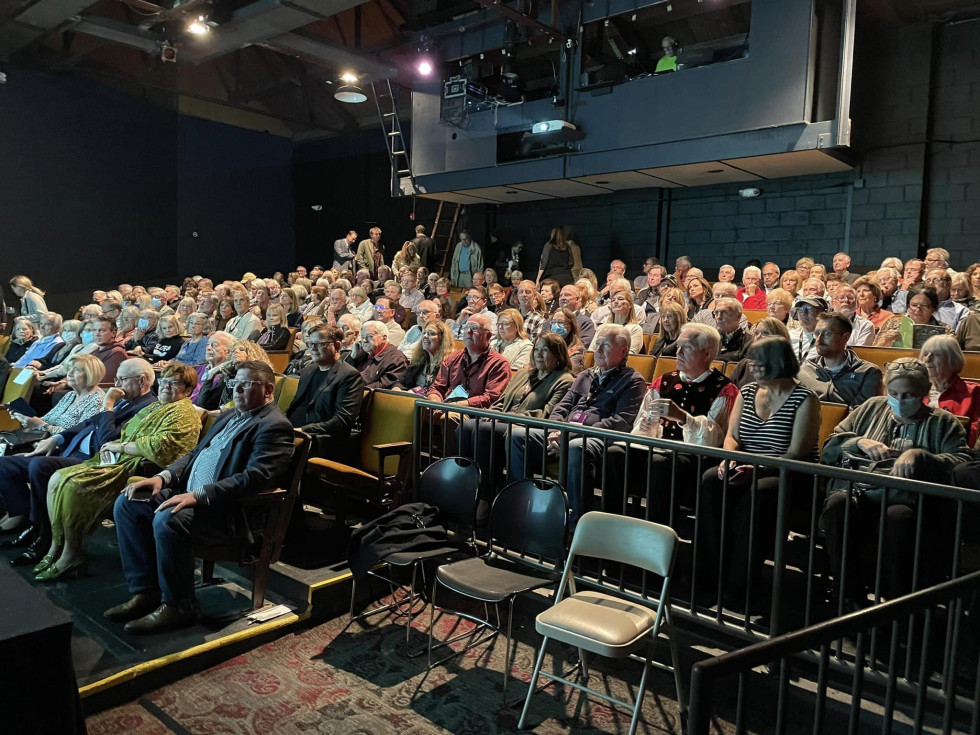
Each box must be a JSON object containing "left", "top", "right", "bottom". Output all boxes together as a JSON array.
[{"left": 86, "top": 592, "right": 690, "bottom": 735}]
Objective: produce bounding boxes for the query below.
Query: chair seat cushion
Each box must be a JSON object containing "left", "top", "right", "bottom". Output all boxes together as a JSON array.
[
  {"left": 384, "top": 544, "right": 471, "bottom": 566},
  {"left": 437, "top": 556, "right": 558, "bottom": 604},
  {"left": 535, "top": 590, "right": 658, "bottom": 658}
]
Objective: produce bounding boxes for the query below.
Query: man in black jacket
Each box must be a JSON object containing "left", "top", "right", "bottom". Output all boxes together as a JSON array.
[
  {"left": 286, "top": 324, "right": 365, "bottom": 457},
  {"left": 0, "top": 358, "right": 158, "bottom": 565},
  {"left": 106, "top": 361, "right": 295, "bottom": 633}
]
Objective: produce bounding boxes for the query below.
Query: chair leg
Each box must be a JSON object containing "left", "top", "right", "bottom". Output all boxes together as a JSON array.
[
  {"left": 502, "top": 598, "right": 514, "bottom": 696},
  {"left": 426, "top": 581, "right": 440, "bottom": 669},
  {"left": 518, "top": 636, "right": 550, "bottom": 730},
  {"left": 628, "top": 654, "right": 652, "bottom": 735},
  {"left": 405, "top": 562, "right": 420, "bottom": 645},
  {"left": 578, "top": 648, "right": 590, "bottom": 682},
  {"left": 252, "top": 561, "right": 269, "bottom": 610},
  {"left": 349, "top": 577, "right": 358, "bottom": 619},
  {"left": 666, "top": 607, "right": 686, "bottom": 715}
]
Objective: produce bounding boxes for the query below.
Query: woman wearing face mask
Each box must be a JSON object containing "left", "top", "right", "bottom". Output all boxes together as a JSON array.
[
  {"left": 820, "top": 358, "right": 970, "bottom": 608},
  {"left": 127, "top": 310, "right": 160, "bottom": 354},
  {"left": 28, "top": 320, "right": 84, "bottom": 373},
  {"left": 548, "top": 307, "right": 586, "bottom": 375}
]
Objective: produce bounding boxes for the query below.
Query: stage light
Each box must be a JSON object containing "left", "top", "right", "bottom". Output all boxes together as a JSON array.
[
  {"left": 417, "top": 59, "right": 433, "bottom": 76},
  {"left": 188, "top": 15, "right": 210, "bottom": 34}
]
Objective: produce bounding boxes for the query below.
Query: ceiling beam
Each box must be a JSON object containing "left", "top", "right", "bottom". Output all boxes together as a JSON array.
[
  {"left": 0, "top": 0, "right": 101, "bottom": 58},
  {"left": 469, "top": 0, "right": 571, "bottom": 43},
  {"left": 67, "top": 16, "right": 160, "bottom": 54},
  {"left": 260, "top": 29, "right": 398, "bottom": 81}
]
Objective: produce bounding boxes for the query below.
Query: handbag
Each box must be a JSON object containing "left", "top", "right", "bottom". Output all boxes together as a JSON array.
[
  {"left": 841, "top": 451, "right": 914, "bottom": 506},
  {"left": 0, "top": 428, "right": 49, "bottom": 454}
]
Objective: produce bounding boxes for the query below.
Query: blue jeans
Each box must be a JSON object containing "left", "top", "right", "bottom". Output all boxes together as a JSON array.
[{"left": 114, "top": 490, "right": 235, "bottom": 604}]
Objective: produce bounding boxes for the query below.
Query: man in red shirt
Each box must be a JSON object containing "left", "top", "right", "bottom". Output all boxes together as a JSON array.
[
  {"left": 735, "top": 265, "right": 766, "bottom": 310},
  {"left": 427, "top": 313, "right": 511, "bottom": 408}
]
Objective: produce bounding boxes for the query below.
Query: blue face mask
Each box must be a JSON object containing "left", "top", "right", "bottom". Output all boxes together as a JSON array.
[
  {"left": 150, "top": 297, "right": 163, "bottom": 308},
  {"left": 887, "top": 395, "right": 922, "bottom": 419},
  {"left": 550, "top": 323, "right": 568, "bottom": 337},
  {"left": 81, "top": 331, "right": 96, "bottom": 345},
  {"left": 138, "top": 319, "right": 149, "bottom": 329}
]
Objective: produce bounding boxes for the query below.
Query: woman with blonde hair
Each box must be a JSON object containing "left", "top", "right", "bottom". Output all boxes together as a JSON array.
[
  {"left": 492, "top": 308, "right": 533, "bottom": 369},
  {"left": 147, "top": 315, "right": 184, "bottom": 364},
  {"left": 392, "top": 241, "right": 421, "bottom": 273},
  {"left": 396, "top": 320, "right": 454, "bottom": 394},
  {"left": 256, "top": 304, "right": 291, "bottom": 351},
  {"left": 9, "top": 276, "right": 48, "bottom": 326},
  {"left": 589, "top": 288, "right": 643, "bottom": 353},
  {"left": 780, "top": 269, "right": 801, "bottom": 297},
  {"left": 652, "top": 300, "right": 687, "bottom": 356}
]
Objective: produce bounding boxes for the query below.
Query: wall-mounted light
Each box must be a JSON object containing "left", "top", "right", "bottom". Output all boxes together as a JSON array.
[{"left": 187, "top": 15, "right": 209, "bottom": 34}]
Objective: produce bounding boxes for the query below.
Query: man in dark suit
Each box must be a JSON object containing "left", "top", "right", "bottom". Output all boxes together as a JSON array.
[
  {"left": 105, "top": 361, "right": 295, "bottom": 633},
  {"left": 286, "top": 323, "right": 365, "bottom": 457},
  {"left": 0, "top": 358, "right": 158, "bottom": 565}
]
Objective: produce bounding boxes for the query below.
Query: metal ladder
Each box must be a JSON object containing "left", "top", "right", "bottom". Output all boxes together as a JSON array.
[
  {"left": 433, "top": 200, "right": 462, "bottom": 277},
  {"left": 372, "top": 78, "right": 419, "bottom": 198}
]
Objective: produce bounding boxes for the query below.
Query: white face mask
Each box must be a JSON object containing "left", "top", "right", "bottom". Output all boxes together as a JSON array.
[{"left": 887, "top": 395, "right": 923, "bottom": 419}]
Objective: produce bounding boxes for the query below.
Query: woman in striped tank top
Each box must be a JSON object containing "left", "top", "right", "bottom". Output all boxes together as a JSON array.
[{"left": 697, "top": 336, "right": 821, "bottom": 600}]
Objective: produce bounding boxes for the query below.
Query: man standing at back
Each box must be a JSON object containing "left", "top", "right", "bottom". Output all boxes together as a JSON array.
[{"left": 333, "top": 230, "right": 357, "bottom": 272}]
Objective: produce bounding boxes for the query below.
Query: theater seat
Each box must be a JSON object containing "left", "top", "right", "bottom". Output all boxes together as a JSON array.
[
  {"left": 0, "top": 368, "right": 36, "bottom": 431},
  {"left": 195, "top": 430, "right": 311, "bottom": 610}
]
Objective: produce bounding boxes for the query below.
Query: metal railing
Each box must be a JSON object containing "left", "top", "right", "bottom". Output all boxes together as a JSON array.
[
  {"left": 410, "top": 399, "right": 980, "bottom": 647},
  {"left": 687, "top": 570, "right": 980, "bottom": 735}
]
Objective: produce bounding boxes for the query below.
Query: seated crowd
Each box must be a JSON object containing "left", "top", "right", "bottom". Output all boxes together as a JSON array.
[{"left": 2, "top": 239, "right": 980, "bottom": 631}]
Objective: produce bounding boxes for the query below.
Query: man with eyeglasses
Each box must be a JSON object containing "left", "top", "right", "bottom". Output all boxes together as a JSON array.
[
  {"left": 426, "top": 314, "right": 511, "bottom": 408},
  {"left": 346, "top": 322, "right": 408, "bottom": 390},
  {"left": 398, "top": 300, "right": 442, "bottom": 359},
  {"left": 830, "top": 285, "right": 874, "bottom": 347},
  {"left": 926, "top": 268, "right": 969, "bottom": 332},
  {"left": 370, "top": 297, "right": 406, "bottom": 347},
  {"left": 451, "top": 286, "right": 498, "bottom": 339},
  {"left": 797, "top": 312, "right": 882, "bottom": 407},
  {"left": 11, "top": 311, "right": 63, "bottom": 368},
  {"left": 890, "top": 258, "right": 926, "bottom": 315},
  {"left": 108, "top": 360, "right": 294, "bottom": 633},
  {"left": 713, "top": 298, "right": 754, "bottom": 362},
  {"left": 0, "top": 358, "right": 157, "bottom": 565},
  {"left": 285, "top": 324, "right": 365, "bottom": 457},
  {"left": 788, "top": 296, "right": 829, "bottom": 364}
]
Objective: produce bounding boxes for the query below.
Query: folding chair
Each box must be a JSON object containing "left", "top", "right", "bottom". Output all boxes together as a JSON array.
[
  {"left": 518, "top": 511, "right": 685, "bottom": 735},
  {"left": 426, "top": 478, "right": 568, "bottom": 694},
  {"left": 349, "top": 456, "right": 480, "bottom": 645}
]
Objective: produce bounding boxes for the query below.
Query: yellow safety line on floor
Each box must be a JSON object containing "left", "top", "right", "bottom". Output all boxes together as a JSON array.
[{"left": 78, "top": 609, "right": 309, "bottom": 698}]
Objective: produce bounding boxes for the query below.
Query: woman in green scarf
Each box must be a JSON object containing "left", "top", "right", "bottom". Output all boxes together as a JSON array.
[{"left": 35, "top": 363, "right": 201, "bottom": 582}]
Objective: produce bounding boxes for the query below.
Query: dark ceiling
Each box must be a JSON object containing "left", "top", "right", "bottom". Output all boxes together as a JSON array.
[{"left": 1, "top": 0, "right": 979, "bottom": 140}]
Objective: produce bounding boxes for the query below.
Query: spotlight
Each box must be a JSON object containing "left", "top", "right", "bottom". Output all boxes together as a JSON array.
[
  {"left": 187, "top": 15, "right": 209, "bottom": 34},
  {"left": 161, "top": 43, "right": 177, "bottom": 62},
  {"left": 417, "top": 59, "right": 433, "bottom": 76},
  {"left": 334, "top": 71, "right": 367, "bottom": 103}
]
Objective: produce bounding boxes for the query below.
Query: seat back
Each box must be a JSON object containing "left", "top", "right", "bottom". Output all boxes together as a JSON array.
[
  {"left": 625, "top": 354, "right": 656, "bottom": 382},
  {"left": 818, "top": 401, "right": 849, "bottom": 449},
  {"left": 0, "top": 335, "right": 9, "bottom": 356},
  {"left": 268, "top": 352, "right": 290, "bottom": 374},
  {"left": 642, "top": 333, "right": 659, "bottom": 355},
  {"left": 359, "top": 390, "right": 419, "bottom": 476},
  {"left": 277, "top": 375, "right": 300, "bottom": 413},
  {"left": 569, "top": 511, "right": 677, "bottom": 578},
  {"left": 744, "top": 309, "right": 767, "bottom": 325},
  {"left": 418, "top": 456, "right": 481, "bottom": 528},
  {"left": 489, "top": 479, "right": 569, "bottom": 563},
  {"left": 272, "top": 374, "right": 285, "bottom": 401},
  {"left": 1, "top": 368, "right": 34, "bottom": 404},
  {"left": 963, "top": 352, "right": 980, "bottom": 380}
]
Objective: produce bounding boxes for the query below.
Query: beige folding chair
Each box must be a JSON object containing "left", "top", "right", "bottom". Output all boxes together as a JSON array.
[{"left": 518, "top": 511, "right": 685, "bottom": 735}]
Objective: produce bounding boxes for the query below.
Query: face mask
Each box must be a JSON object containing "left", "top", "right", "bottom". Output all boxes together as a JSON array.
[
  {"left": 550, "top": 323, "right": 568, "bottom": 337},
  {"left": 150, "top": 297, "right": 163, "bottom": 308},
  {"left": 138, "top": 319, "right": 149, "bottom": 329},
  {"left": 81, "top": 331, "right": 96, "bottom": 345},
  {"left": 887, "top": 395, "right": 923, "bottom": 420}
]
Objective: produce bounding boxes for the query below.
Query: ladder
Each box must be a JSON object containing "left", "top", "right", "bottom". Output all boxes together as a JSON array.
[
  {"left": 433, "top": 200, "right": 462, "bottom": 277},
  {"left": 372, "top": 79, "right": 419, "bottom": 198}
]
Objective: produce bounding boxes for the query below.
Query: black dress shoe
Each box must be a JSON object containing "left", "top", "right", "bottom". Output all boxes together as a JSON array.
[
  {"left": 10, "top": 541, "right": 42, "bottom": 567},
  {"left": 0, "top": 524, "right": 35, "bottom": 549},
  {"left": 124, "top": 601, "right": 200, "bottom": 634},
  {"left": 104, "top": 592, "right": 163, "bottom": 623}
]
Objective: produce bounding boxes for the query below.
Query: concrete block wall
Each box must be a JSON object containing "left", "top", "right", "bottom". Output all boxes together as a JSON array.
[{"left": 493, "top": 19, "right": 979, "bottom": 280}]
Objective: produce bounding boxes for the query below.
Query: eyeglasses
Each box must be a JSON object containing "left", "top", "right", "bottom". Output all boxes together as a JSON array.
[
  {"left": 422, "top": 330, "right": 440, "bottom": 337},
  {"left": 227, "top": 379, "right": 263, "bottom": 390},
  {"left": 463, "top": 325, "right": 487, "bottom": 335},
  {"left": 114, "top": 375, "right": 142, "bottom": 385},
  {"left": 374, "top": 305, "right": 388, "bottom": 311},
  {"left": 711, "top": 310, "right": 731, "bottom": 318},
  {"left": 884, "top": 361, "right": 925, "bottom": 373},
  {"left": 158, "top": 379, "right": 183, "bottom": 389},
  {"left": 907, "top": 302, "right": 932, "bottom": 311}
]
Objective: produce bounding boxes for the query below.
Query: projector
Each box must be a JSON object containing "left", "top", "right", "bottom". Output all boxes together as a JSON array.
[{"left": 531, "top": 120, "right": 579, "bottom": 135}]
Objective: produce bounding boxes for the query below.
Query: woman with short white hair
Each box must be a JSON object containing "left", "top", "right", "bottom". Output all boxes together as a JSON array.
[
  {"left": 919, "top": 334, "right": 980, "bottom": 446},
  {"left": 349, "top": 286, "right": 374, "bottom": 324}
]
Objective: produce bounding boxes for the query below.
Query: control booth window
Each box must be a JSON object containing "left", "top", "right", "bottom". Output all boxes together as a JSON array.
[{"left": 579, "top": 0, "right": 752, "bottom": 88}]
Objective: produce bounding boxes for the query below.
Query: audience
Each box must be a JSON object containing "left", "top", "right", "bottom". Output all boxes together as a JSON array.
[
  {"left": 713, "top": 298, "right": 754, "bottom": 362},
  {"left": 371, "top": 297, "right": 406, "bottom": 347},
  {"left": 919, "top": 335, "right": 980, "bottom": 446},
  {"left": 395, "top": 320, "right": 454, "bottom": 394},
  {"left": 491, "top": 308, "right": 533, "bottom": 370},
  {"left": 797, "top": 312, "right": 883, "bottom": 407},
  {"left": 346, "top": 322, "right": 408, "bottom": 390},
  {"left": 6, "top": 317, "right": 38, "bottom": 364},
  {"left": 426, "top": 314, "right": 511, "bottom": 408}
]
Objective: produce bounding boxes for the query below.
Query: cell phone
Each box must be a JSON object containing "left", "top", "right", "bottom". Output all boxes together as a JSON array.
[{"left": 130, "top": 487, "right": 154, "bottom": 502}]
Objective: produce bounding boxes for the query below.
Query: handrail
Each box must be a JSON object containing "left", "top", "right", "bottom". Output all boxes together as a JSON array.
[{"left": 688, "top": 571, "right": 980, "bottom": 735}]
